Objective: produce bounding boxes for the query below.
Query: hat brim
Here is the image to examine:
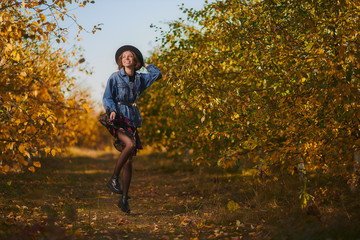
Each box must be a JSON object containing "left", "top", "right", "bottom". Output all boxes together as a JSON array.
[{"left": 115, "top": 45, "right": 144, "bottom": 70}]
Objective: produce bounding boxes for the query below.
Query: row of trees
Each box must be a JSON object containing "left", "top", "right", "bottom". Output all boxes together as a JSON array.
[
  {"left": 2, "top": 0, "right": 359, "bottom": 207},
  {"left": 141, "top": 0, "right": 360, "bottom": 204},
  {"left": 0, "top": 0, "right": 104, "bottom": 173}
]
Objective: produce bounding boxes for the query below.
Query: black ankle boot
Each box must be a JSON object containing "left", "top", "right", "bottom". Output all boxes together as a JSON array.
[
  {"left": 117, "top": 195, "right": 130, "bottom": 214},
  {"left": 106, "top": 175, "right": 122, "bottom": 194}
]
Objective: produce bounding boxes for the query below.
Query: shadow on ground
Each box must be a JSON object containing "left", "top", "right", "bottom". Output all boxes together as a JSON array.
[{"left": 1, "top": 148, "right": 360, "bottom": 239}]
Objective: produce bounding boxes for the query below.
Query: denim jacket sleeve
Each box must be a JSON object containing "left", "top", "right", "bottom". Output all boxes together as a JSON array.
[
  {"left": 102, "top": 74, "right": 116, "bottom": 112},
  {"left": 140, "top": 64, "right": 162, "bottom": 93}
]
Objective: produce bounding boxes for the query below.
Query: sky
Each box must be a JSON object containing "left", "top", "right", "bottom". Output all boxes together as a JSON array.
[{"left": 66, "top": 0, "right": 211, "bottom": 107}]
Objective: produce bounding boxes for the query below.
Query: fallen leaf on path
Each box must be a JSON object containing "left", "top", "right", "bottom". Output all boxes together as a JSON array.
[
  {"left": 74, "top": 229, "right": 83, "bottom": 235},
  {"left": 231, "top": 236, "right": 242, "bottom": 240},
  {"left": 236, "top": 220, "right": 245, "bottom": 228},
  {"left": 117, "top": 218, "right": 130, "bottom": 225},
  {"left": 153, "top": 224, "right": 159, "bottom": 232},
  {"left": 204, "top": 224, "right": 215, "bottom": 228}
]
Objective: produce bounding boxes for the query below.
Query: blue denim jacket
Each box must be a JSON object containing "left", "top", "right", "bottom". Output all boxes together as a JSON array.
[{"left": 102, "top": 64, "right": 162, "bottom": 127}]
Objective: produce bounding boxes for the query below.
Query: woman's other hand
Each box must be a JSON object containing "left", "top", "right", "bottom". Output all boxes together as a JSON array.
[{"left": 110, "top": 111, "right": 116, "bottom": 121}]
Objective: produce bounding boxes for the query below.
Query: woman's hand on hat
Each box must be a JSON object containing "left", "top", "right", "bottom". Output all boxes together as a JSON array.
[
  {"left": 144, "top": 63, "right": 149, "bottom": 67},
  {"left": 110, "top": 111, "right": 116, "bottom": 121}
]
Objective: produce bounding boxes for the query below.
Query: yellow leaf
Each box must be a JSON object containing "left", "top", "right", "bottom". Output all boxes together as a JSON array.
[
  {"left": 227, "top": 200, "right": 240, "bottom": 211},
  {"left": 45, "top": 147, "right": 51, "bottom": 154},
  {"left": 13, "top": 53, "right": 20, "bottom": 62},
  {"left": 16, "top": 154, "right": 28, "bottom": 166},
  {"left": 82, "top": 104, "right": 90, "bottom": 113},
  {"left": 349, "top": 54, "right": 355, "bottom": 62},
  {"left": 3, "top": 165, "right": 10, "bottom": 173},
  {"left": 232, "top": 112, "right": 239, "bottom": 120},
  {"left": 5, "top": 44, "right": 12, "bottom": 52},
  {"left": 51, "top": 149, "right": 56, "bottom": 156},
  {"left": 39, "top": 13, "right": 46, "bottom": 22},
  {"left": 67, "top": 99, "right": 75, "bottom": 107},
  {"left": 33, "top": 161, "right": 41, "bottom": 168},
  {"left": 7, "top": 142, "right": 15, "bottom": 150},
  {"left": 28, "top": 166, "right": 35, "bottom": 172},
  {"left": 32, "top": 21, "right": 40, "bottom": 27},
  {"left": 24, "top": 151, "right": 31, "bottom": 159}
]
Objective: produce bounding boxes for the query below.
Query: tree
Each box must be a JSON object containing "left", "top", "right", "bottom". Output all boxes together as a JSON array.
[
  {"left": 0, "top": 0, "right": 102, "bottom": 173},
  {"left": 142, "top": 0, "right": 360, "bottom": 204}
]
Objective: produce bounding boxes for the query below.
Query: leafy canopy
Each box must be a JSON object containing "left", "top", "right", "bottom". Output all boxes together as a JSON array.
[
  {"left": 142, "top": 0, "right": 360, "bottom": 198},
  {"left": 0, "top": 0, "right": 103, "bottom": 173}
]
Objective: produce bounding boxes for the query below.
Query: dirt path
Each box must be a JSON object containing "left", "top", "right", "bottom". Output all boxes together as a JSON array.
[
  {"left": 0, "top": 149, "right": 247, "bottom": 239},
  {"left": 2, "top": 148, "right": 358, "bottom": 239}
]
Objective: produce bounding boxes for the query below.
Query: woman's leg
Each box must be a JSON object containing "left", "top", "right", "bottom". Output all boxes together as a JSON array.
[
  {"left": 114, "top": 131, "right": 135, "bottom": 213},
  {"left": 122, "top": 157, "right": 132, "bottom": 197},
  {"left": 107, "top": 131, "right": 135, "bottom": 195},
  {"left": 113, "top": 131, "right": 135, "bottom": 176}
]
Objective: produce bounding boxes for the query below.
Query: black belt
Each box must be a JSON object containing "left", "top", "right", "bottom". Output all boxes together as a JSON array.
[{"left": 117, "top": 102, "right": 137, "bottom": 107}]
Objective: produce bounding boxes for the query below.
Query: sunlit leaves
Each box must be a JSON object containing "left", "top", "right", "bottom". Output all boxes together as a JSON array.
[
  {"left": 143, "top": 0, "right": 360, "bottom": 197},
  {"left": 0, "top": 0, "right": 100, "bottom": 173}
]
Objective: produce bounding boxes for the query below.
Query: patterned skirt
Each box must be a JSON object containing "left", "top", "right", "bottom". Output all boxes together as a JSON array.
[{"left": 99, "top": 109, "right": 143, "bottom": 155}]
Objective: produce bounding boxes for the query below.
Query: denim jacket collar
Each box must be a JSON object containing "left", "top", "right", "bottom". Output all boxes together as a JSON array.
[
  {"left": 119, "top": 67, "right": 131, "bottom": 87},
  {"left": 119, "top": 67, "right": 127, "bottom": 77},
  {"left": 119, "top": 67, "right": 139, "bottom": 87}
]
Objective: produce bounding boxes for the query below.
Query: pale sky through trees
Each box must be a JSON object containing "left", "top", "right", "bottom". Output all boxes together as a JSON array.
[{"left": 68, "top": 0, "right": 211, "bottom": 107}]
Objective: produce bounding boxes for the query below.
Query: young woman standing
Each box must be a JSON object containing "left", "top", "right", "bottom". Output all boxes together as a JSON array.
[{"left": 100, "top": 45, "right": 162, "bottom": 213}]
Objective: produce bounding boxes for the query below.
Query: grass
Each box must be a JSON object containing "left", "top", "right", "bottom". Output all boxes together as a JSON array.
[{"left": 1, "top": 147, "right": 360, "bottom": 239}]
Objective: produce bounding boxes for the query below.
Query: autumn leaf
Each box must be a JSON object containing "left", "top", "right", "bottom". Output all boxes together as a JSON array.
[
  {"left": 33, "top": 161, "right": 41, "bottom": 168},
  {"left": 227, "top": 200, "right": 240, "bottom": 212}
]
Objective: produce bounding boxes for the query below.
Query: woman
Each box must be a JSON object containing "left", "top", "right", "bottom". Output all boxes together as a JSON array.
[{"left": 100, "top": 45, "right": 162, "bottom": 213}]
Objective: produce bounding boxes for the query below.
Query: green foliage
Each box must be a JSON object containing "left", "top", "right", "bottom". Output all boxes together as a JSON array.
[{"left": 141, "top": 0, "right": 360, "bottom": 205}]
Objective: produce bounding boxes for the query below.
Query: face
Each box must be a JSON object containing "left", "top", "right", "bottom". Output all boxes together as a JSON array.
[{"left": 121, "top": 51, "right": 136, "bottom": 68}]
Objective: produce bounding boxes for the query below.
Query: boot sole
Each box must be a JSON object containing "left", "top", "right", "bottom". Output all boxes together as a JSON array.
[{"left": 117, "top": 201, "right": 130, "bottom": 214}]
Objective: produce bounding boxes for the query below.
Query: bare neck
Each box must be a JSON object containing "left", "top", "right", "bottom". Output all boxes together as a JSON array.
[{"left": 124, "top": 67, "right": 135, "bottom": 76}]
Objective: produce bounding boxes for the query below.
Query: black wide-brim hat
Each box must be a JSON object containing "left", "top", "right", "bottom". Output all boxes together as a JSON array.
[{"left": 115, "top": 45, "right": 144, "bottom": 70}]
